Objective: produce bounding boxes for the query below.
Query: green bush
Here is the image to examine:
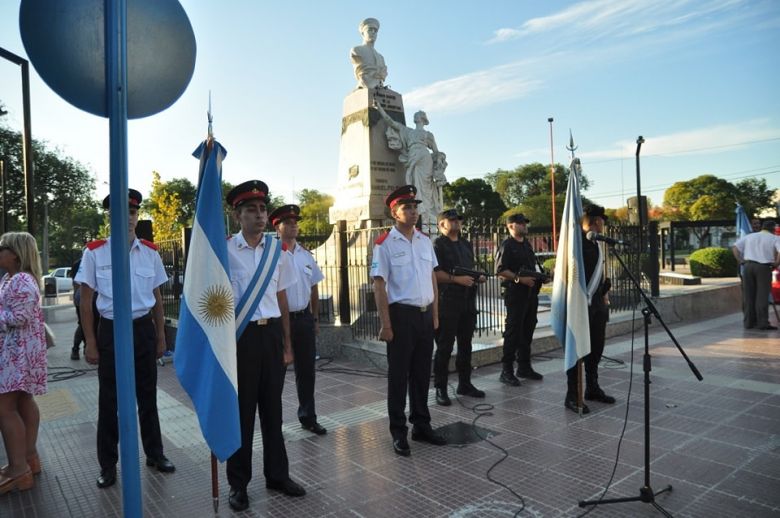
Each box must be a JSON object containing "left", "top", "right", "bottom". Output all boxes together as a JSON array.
[
  {"left": 688, "top": 247, "right": 738, "bottom": 277},
  {"left": 542, "top": 257, "right": 556, "bottom": 273}
]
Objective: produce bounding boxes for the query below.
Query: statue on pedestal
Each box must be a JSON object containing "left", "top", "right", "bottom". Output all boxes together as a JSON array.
[
  {"left": 350, "top": 18, "right": 387, "bottom": 90},
  {"left": 374, "top": 101, "right": 447, "bottom": 229}
]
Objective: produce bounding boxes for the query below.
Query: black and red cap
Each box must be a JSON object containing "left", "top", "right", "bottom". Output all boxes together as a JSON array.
[
  {"left": 226, "top": 180, "right": 269, "bottom": 209},
  {"left": 506, "top": 213, "right": 530, "bottom": 224},
  {"left": 385, "top": 185, "right": 421, "bottom": 209},
  {"left": 270, "top": 204, "right": 301, "bottom": 226},
  {"left": 102, "top": 188, "right": 142, "bottom": 210},
  {"left": 583, "top": 204, "right": 608, "bottom": 222}
]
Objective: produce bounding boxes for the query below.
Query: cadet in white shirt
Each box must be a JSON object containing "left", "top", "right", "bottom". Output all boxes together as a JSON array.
[
  {"left": 732, "top": 220, "right": 780, "bottom": 330},
  {"left": 223, "top": 181, "right": 305, "bottom": 512},
  {"left": 75, "top": 189, "right": 174, "bottom": 489},
  {"left": 371, "top": 185, "right": 446, "bottom": 457},
  {"left": 270, "top": 204, "right": 327, "bottom": 436}
]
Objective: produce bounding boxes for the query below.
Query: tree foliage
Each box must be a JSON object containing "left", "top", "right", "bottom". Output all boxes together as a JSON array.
[
  {"left": 443, "top": 177, "right": 506, "bottom": 221},
  {"left": 294, "top": 188, "right": 334, "bottom": 236},
  {"left": 0, "top": 123, "right": 102, "bottom": 267},
  {"left": 734, "top": 177, "right": 775, "bottom": 218},
  {"left": 662, "top": 175, "right": 737, "bottom": 221},
  {"left": 485, "top": 162, "right": 592, "bottom": 227},
  {"left": 144, "top": 171, "right": 183, "bottom": 242}
]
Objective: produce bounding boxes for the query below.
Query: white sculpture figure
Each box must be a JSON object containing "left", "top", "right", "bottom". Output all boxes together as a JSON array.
[
  {"left": 351, "top": 18, "right": 387, "bottom": 90},
  {"left": 375, "top": 101, "right": 448, "bottom": 228}
]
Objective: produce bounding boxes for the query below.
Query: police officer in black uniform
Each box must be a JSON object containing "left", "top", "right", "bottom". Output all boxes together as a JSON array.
[
  {"left": 495, "top": 213, "right": 547, "bottom": 385},
  {"left": 566, "top": 204, "right": 615, "bottom": 413},
  {"left": 432, "top": 209, "right": 486, "bottom": 405}
]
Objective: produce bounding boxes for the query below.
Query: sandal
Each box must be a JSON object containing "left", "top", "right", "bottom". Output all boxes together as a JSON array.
[
  {"left": 0, "top": 469, "right": 34, "bottom": 494},
  {"left": 0, "top": 454, "right": 41, "bottom": 477}
]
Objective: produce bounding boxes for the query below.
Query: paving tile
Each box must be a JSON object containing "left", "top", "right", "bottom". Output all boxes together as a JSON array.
[{"left": 2, "top": 310, "right": 779, "bottom": 517}]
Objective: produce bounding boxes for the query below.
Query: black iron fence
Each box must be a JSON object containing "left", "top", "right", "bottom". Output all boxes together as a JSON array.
[{"left": 158, "top": 220, "right": 657, "bottom": 339}]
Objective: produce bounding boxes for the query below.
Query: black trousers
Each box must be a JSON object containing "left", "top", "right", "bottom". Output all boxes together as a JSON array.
[
  {"left": 96, "top": 314, "right": 163, "bottom": 470},
  {"left": 434, "top": 298, "right": 477, "bottom": 388},
  {"left": 227, "top": 319, "right": 289, "bottom": 490},
  {"left": 742, "top": 262, "right": 772, "bottom": 328},
  {"left": 387, "top": 304, "right": 434, "bottom": 440},
  {"left": 501, "top": 291, "right": 538, "bottom": 367},
  {"left": 566, "top": 297, "right": 609, "bottom": 394},
  {"left": 288, "top": 309, "right": 317, "bottom": 425}
]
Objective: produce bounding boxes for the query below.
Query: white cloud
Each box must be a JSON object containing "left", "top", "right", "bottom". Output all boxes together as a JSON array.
[
  {"left": 580, "top": 120, "right": 780, "bottom": 160},
  {"left": 487, "top": 0, "right": 746, "bottom": 44},
  {"left": 404, "top": 60, "right": 544, "bottom": 114}
]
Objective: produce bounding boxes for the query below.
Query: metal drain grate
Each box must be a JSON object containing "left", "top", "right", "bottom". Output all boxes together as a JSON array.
[{"left": 436, "top": 421, "right": 499, "bottom": 445}]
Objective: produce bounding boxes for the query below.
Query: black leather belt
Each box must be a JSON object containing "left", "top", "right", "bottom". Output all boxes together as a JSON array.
[
  {"left": 745, "top": 260, "right": 773, "bottom": 266},
  {"left": 103, "top": 312, "right": 152, "bottom": 323},
  {"left": 289, "top": 308, "right": 310, "bottom": 318},
  {"left": 249, "top": 317, "right": 280, "bottom": 326},
  {"left": 390, "top": 303, "right": 430, "bottom": 313}
]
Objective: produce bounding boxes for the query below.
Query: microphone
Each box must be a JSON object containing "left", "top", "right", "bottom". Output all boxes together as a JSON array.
[{"left": 587, "top": 231, "right": 631, "bottom": 246}]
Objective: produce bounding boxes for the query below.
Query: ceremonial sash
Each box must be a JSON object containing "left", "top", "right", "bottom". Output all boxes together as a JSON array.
[{"left": 234, "top": 234, "right": 283, "bottom": 338}]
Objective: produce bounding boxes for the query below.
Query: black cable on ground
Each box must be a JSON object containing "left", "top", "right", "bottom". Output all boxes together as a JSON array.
[
  {"left": 315, "top": 355, "right": 387, "bottom": 378},
  {"left": 600, "top": 354, "right": 626, "bottom": 369},
  {"left": 576, "top": 307, "right": 638, "bottom": 517},
  {"left": 449, "top": 385, "right": 526, "bottom": 518},
  {"left": 47, "top": 365, "right": 97, "bottom": 382}
]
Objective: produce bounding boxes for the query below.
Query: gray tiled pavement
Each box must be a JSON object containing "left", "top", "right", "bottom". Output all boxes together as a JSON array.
[{"left": 1, "top": 307, "right": 779, "bottom": 517}]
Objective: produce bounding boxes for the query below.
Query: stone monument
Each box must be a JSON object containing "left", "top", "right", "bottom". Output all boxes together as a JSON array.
[{"left": 330, "top": 17, "right": 447, "bottom": 230}]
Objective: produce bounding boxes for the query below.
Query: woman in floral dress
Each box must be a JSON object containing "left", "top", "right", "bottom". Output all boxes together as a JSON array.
[{"left": 0, "top": 232, "right": 47, "bottom": 494}]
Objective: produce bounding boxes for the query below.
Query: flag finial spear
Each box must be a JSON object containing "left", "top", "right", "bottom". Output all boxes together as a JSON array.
[
  {"left": 566, "top": 129, "right": 578, "bottom": 160},
  {"left": 207, "top": 91, "right": 213, "bottom": 140}
]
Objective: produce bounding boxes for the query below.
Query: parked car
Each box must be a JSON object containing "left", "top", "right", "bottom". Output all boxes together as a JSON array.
[{"left": 43, "top": 267, "right": 73, "bottom": 293}]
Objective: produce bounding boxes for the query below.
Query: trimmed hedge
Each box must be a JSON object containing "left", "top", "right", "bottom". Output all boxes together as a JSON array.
[{"left": 688, "top": 247, "right": 738, "bottom": 277}]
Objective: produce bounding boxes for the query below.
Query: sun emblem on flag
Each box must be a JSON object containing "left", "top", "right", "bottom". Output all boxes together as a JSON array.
[
  {"left": 568, "top": 259, "right": 578, "bottom": 284},
  {"left": 197, "top": 285, "right": 234, "bottom": 327}
]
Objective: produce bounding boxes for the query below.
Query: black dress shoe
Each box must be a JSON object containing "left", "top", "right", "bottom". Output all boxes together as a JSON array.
[
  {"left": 146, "top": 455, "right": 175, "bottom": 472},
  {"left": 70, "top": 347, "right": 80, "bottom": 360},
  {"left": 411, "top": 427, "right": 447, "bottom": 446},
  {"left": 499, "top": 370, "right": 521, "bottom": 387},
  {"left": 266, "top": 478, "right": 306, "bottom": 497},
  {"left": 516, "top": 366, "right": 544, "bottom": 380},
  {"left": 392, "top": 437, "right": 411, "bottom": 456},
  {"left": 456, "top": 383, "right": 486, "bottom": 398},
  {"left": 96, "top": 467, "right": 116, "bottom": 488},
  {"left": 301, "top": 421, "right": 327, "bottom": 435},
  {"left": 435, "top": 387, "right": 452, "bottom": 406},
  {"left": 229, "top": 487, "right": 249, "bottom": 511},
  {"left": 564, "top": 398, "right": 590, "bottom": 414},
  {"left": 584, "top": 387, "right": 616, "bottom": 404},
  {"left": 759, "top": 325, "right": 778, "bottom": 330}
]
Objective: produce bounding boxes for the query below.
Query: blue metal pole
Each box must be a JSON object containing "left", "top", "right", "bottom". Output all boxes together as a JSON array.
[{"left": 106, "top": 0, "right": 143, "bottom": 516}]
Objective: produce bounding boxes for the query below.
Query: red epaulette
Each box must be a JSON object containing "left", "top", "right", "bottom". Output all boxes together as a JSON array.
[
  {"left": 375, "top": 231, "right": 390, "bottom": 245},
  {"left": 86, "top": 239, "right": 107, "bottom": 251},
  {"left": 226, "top": 235, "right": 233, "bottom": 240},
  {"left": 281, "top": 242, "right": 288, "bottom": 252},
  {"left": 140, "top": 239, "right": 159, "bottom": 251}
]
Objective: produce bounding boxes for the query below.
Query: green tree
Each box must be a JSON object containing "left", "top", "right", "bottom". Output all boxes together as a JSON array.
[
  {"left": 0, "top": 124, "right": 101, "bottom": 266},
  {"left": 142, "top": 175, "right": 196, "bottom": 227},
  {"left": 485, "top": 162, "right": 592, "bottom": 227},
  {"left": 734, "top": 177, "right": 775, "bottom": 218},
  {"left": 663, "top": 174, "right": 738, "bottom": 246},
  {"left": 295, "top": 189, "right": 334, "bottom": 236},
  {"left": 442, "top": 177, "right": 506, "bottom": 221},
  {"left": 144, "top": 171, "right": 183, "bottom": 242}
]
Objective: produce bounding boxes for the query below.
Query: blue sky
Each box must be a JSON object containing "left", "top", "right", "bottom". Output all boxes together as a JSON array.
[{"left": 1, "top": 0, "right": 779, "bottom": 212}]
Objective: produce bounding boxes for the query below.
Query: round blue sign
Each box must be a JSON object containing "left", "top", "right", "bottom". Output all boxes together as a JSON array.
[{"left": 20, "top": 0, "right": 196, "bottom": 119}]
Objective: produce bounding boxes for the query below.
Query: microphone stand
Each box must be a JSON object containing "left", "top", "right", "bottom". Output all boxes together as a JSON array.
[{"left": 579, "top": 244, "right": 703, "bottom": 516}]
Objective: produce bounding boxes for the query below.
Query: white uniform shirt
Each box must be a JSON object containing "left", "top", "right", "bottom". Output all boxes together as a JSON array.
[
  {"left": 735, "top": 231, "right": 780, "bottom": 263},
  {"left": 75, "top": 236, "right": 168, "bottom": 320},
  {"left": 286, "top": 242, "right": 324, "bottom": 312},
  {"left": 370, "top": 226, "right": 438, "bottom": 306},
  {"left": 227, "top": 232, "right": 296, "bottom": 320}
]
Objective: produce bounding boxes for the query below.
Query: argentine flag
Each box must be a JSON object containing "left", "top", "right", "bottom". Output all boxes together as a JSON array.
[
  {"left": 174, "top": 140, "right": 240, "bottom": 461},
  {"left": 550, "top": 158, "right": 591, "bottom": 372}
]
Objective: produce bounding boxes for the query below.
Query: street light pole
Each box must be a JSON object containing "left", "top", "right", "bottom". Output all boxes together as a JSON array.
[{"left": 0, "top": 47, "right": 35, "bottom": 234}]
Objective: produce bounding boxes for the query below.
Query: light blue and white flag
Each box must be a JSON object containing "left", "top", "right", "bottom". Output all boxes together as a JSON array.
[
  {"left": 550, "top": 158, "right": 591, "bottom": 372},
  {"left": 174, "top": 140, "right": 240, "bottom": 461},
  {"left": 735, "top": 203, "right": 752, "bottom": 239},
  {"left": 735, "top": 202, "right": 753, "bottom": 279}
]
